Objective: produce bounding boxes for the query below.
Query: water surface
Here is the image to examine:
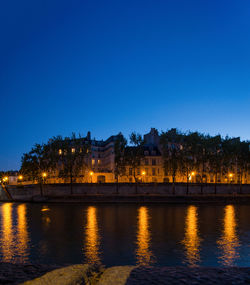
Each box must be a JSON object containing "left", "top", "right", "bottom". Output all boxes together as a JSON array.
[{"left": 0, "top": 202, "right": 250, "bottom": 267}]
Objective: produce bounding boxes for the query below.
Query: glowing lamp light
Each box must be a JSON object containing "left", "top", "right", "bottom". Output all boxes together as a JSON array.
[
  {"left": 42, "top": 172, "right": 47, "bottom": 178},
  {"left": 41, "top": 207, "right": 50, "bottom": 212},
  {"left": 141, "top": 171, "right": 146, "bottom": 176},
  {"left": 3, "top": 176, "right": 8, "bottom": 182},
  {"left": 229, "top": 173, "right": 233, "bottom": 178},
  {"left": 18, "top": 175, "right": 23, "bottom": 180},
  {"left": 89, "top": 171, "right": 94, "bottom": 176},
  {"left": 191, "top": 172, "right": 195, "bottom": 176}
]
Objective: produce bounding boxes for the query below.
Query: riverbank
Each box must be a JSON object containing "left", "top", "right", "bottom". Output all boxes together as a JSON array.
[
  {"left": 2, "top": 263, "right": 250, "bottom": 284},
  {"left": 1, "top": 183, "right": 250, "bottom": 203}
]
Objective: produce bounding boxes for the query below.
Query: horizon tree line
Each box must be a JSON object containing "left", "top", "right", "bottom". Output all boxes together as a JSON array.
[{"left": 4, "top": 128, "right": 248, "bottom": 195}]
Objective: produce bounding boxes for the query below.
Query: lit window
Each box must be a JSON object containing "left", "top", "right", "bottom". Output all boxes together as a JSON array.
[
  {"left": 92, "top": 159, "right": 95, "bottom": 166},
  {"left": 59, "top": 149, "right": 62, "bottom": 155},
  {"left": 72, "top": 148, "right": 75, "bottom": 153},
  {"left": 98, "top": 159, "right": 101, "bottom": 165}
]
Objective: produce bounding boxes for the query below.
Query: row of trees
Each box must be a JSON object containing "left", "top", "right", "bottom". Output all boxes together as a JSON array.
[
  {"left": 160, "top": 129, "right": 250, "bottom": 194},
  {"left": 19, "top": 129, "right": 250, "bottom": 195},
  {"left": 20, "top": 133, "right": 90, "bottom": 194}
]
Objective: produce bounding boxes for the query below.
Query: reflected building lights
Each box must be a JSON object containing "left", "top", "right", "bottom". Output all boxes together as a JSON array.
[
  {"left": 217, "top": 205, "right": 239, "bottom": 266},
  {"left": 182, "top": 205, "right": 201, "bottom": 267},
  {"left": 0, "top": 203, "right": 14, "bottom": 262},
  {"left": 0, "top": 203, "right": 30, "bottom": 263},
  {"left": 136, "top": 206, "right": 154, "bottom": 266},
  {"left": 84, "top": 206, "right": 101, "bottom": 265},
  {"left": 17, "top": 204, "right": 29, "bottom": 263}
]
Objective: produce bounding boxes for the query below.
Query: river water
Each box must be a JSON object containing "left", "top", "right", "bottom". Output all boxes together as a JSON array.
[{"left": 0, "top": 202, "right": 250, "bottom": 267}]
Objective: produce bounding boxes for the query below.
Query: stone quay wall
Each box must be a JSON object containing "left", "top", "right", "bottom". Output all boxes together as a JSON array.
[{"left": 0, "top": 183, "right": 250, "bottom": 202}]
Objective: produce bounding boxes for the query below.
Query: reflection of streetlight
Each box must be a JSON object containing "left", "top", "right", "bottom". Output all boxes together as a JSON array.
[
  {"left": 89, "top": 171, "right": 94, "bottom": 183},
  {"left": 182, "top": 205, "right": 201, "bottom": 267}
]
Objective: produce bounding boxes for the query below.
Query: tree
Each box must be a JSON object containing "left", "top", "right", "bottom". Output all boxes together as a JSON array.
[
  {"left": 49, "top": 133, "right": 90, "bottom": 195},
  {"left": 195, "top": 133, "right": 211, "bottom": 194},
  {"left": 180, "top": 132, "right": 197, "bottom": 195},
  {"left": 207, "top": 135, "right": 223, "bottom": 194},
  {"left": 20, "top": 143, "right": 49, "bottom": 196},
  {"left": 114, "top": 133, "right": 127, "bottom": 193},
  {"left": 125, "top": 132, "right": 145, "bottom": 193},
  {"left": 160, "top": 128, "right": 183, "bottom": 194}
]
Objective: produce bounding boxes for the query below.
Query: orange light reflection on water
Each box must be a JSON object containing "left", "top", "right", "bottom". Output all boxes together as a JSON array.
[
  {"left": 84, "top": 206, "right": 101, "bottom": 265},
  {"left": 17, "top": 204, "right": 29, "bottom": 262},
  {"left": 1, "top": 203, "right": 14, "bottom": 262},
  {"left": 136, "top": 206, "right": 154, "bottom": 266},
  {"left": 217, "top": 205, "right": 240, "bottom": 266},
  {"left": 0, "top": 203, "right": 29, "bottom": 263},
  {"left": 182, "top": 205, "right": 201, "bottom": 267}
]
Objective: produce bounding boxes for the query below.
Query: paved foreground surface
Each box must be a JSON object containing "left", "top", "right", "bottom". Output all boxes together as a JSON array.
[
  {"left": 2, "top": 263, "right": 250, "bottom": 284},
  {"left": 99, "top": 266, "right": 250, "bottom": 285}
]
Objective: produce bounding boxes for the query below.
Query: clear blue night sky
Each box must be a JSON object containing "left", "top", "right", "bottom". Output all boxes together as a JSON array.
[{"left": 0, "top": 0, "right": 249, "bottom": 170}]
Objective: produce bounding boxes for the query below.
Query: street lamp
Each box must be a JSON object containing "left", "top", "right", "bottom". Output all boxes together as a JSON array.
[
  {"left": 89, "top": 171, "right": 94, "bottom": 183},
  {"left": 18, "top": 175, "right": 23, "bottom": 184},
  {"left": 2, "top": 176, "right": 8, "bottom": 185},
  {"left": 229, "top": 173, "right": 233, "bottom": 183},
  {"left": 42, "top": 172, "right": 47, "bottom": 184},
  {"left": 141, "top": 171, "right": 146, "bottom": 183}
]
